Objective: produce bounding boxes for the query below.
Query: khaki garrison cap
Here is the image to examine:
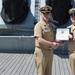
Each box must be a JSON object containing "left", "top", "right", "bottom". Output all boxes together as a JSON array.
[
  {"left": 39, "top": 6, "right": 52, "bottom": 13},
  {"left": 69, "top": 8, "right": 75, "bottom": 16}
]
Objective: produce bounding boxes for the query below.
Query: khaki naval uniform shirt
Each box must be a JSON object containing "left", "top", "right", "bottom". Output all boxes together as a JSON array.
[
  {"left": 67, "top": 25, "right": 75, "bottom": 52},
  {"left": 34, "top": 21, "right": 55, "bottom": 50}
]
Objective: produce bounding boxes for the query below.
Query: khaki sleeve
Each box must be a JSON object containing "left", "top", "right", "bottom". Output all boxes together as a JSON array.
[{"left": 34, "top": 24, "right": 42, "bottom": 38}]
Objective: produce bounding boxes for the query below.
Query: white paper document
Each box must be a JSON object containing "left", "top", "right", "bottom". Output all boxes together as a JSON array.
[{"left": 56, "top": 28, "right": 70, "bottom": 41}]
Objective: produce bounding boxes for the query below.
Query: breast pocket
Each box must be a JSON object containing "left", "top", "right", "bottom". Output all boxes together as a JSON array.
[{"left": 43, "top": 29, "right": 52, "bottom": 38}]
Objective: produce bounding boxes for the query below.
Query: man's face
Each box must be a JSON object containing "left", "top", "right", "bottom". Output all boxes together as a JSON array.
[
  {"left": 41, "top": 12, "right": 51, "bottom": 22},
  {"left": 71, "top": 16, "right": 75, "bottom": 23}
]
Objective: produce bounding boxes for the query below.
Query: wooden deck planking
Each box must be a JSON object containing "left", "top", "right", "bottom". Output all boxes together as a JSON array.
[
  {"left": 0, "top": 54, "right": 15, "bottom": 74},
  {"left": 0, "top": 54, "right": 19, "bottom": 75},
  {"left": 55, "top": 55, "right": 60, "bottom": 75},
  {"left": 10, "top": 54, "right": 28, "bottom": 75},
  {"left": 14, "top": 54, "right": 30, "bottom": 75},
  {"left": 61, "top": 55, "right": 70, "bottom": 75},
  {"left": 58, "top": 55, "right": 67, "bottom": 75},
  {"left": 19, "top": 54, "right": 33, "bottom": 75},
  {"left": 63, "top": 55, "right": 72, "bottom": 75},
  {"left": 0, "top": 53, "right": 72, "bottom": 75},
  {"left": 24, "top": 54, "right": 34, "bottom": 75},
  {"left": 4, "top": 54, "right": 24, "bottom": 75},
  {"left": 52, "top": 55, "right": 72, "bottom": 75}
]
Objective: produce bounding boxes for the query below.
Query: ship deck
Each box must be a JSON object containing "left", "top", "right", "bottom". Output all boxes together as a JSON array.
[{"left": 0, "top": 53, "right": 72, "bottom": 75}]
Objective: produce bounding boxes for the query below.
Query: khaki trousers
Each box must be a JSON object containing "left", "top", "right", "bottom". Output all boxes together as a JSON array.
[
  {"left": 34, "top": 47, "right": 53, "bottom": 75},
  {"left": 69, "top": 51, "right": 75, "bottom": 75}
]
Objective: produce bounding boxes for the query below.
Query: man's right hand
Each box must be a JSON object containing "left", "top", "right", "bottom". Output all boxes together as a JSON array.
[{"left": 51, "top": 42, "right": 60, "bottom": 49}]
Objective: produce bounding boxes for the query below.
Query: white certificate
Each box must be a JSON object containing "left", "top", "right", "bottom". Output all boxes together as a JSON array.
[{"left": 56, "top": 28, "right": 70, "bottom": 41}]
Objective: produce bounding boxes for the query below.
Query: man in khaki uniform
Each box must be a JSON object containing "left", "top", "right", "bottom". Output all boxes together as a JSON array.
[
  {"left": 67, "top": 8, "right": 75, "bottom": 75},
  {"left": 34, "top": 6, "right": 61, "bottom": 75}
]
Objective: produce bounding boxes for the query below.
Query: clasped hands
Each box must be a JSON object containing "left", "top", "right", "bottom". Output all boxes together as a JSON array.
[{"left": 51, "top": 41, "right": 63, "bottom": 49}]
